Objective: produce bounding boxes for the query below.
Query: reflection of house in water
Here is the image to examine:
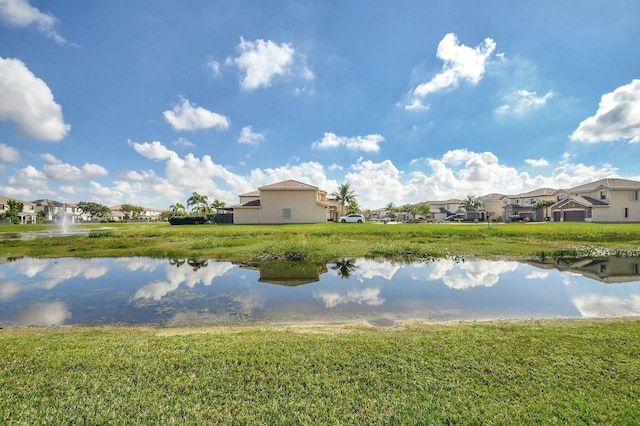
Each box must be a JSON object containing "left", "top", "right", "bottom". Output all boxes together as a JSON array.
[
  {"left": 531, "top": 257, "right": 640, "bottom": 284},
  {"left": 257, "top": 262, "right": 328, "bottom": 286}
]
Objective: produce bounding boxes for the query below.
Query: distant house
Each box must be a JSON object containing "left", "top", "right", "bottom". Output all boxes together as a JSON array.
[
  {"left": 232, "top": 180, "right": 338, "bottom": 224},
  {"left": 478, "top": 193, "right": 503, "bottom": 221},
  {"left": 426, "top": 199, "right": 464, "bottom": 221},
  {"left": 551, "top": 178, "right": 640, "bottom": 222},
  {"left": 109, "top": 205, "right": 163, "bottom": 222},
  {"left": 33, "top": 199, "right": 82, "bottom": 223},
  {"left": 500, "top": 188, "right": 558, "bottom": 222},
  {"left": 0, "top": 196, "right": 37, "bottom": 224}
]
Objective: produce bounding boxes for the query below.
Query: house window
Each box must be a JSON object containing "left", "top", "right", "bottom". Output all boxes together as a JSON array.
[
  {"left": 600, "top": 264, "right": 607, "bottom": 274},
  {"left": 557, "top": 195, "right": 565, "bottom": 201},
  {"left": 283, "top": 208, "right": 291, "bottom": 219},
  {"left": 624, "top": 208, "right": 629, "bottom": 218},
  {"left": 631, "top": 263, "right": 639, "bottom": 275},
  {"left": 631, "top": 190, "right": 639, "bottom": 201},
  {"left": 600, "top": 190, "right": 607, "bottom": 200}
]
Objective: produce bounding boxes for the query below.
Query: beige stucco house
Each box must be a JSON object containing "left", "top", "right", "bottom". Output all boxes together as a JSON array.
[
  {"left": 499, "top": 188, "right": 558, "bottom": 221},
  {"left": 0, "top": 196, "right": 37, "bottom": 224},
  {"left": 551, "top": 178, "right": 640, "bottom": 222},
  {"left": 427, "top": 199, "right": 464, "bottom": 221},
  {"left": 232, "top": 180, "right": 337, "bottom": 224}
]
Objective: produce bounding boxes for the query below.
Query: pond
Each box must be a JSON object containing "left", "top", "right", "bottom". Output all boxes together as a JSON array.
[{"left": 1, "top": 256, "right": 639, "bottom": 327}]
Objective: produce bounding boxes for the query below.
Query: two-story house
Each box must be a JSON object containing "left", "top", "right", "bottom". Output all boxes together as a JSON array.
[
  {"left": 551, "top": 178, "right": 640, "bottom": 222},
  {"left": 232, "top": 180, "right": 338, "bottom": 224}
]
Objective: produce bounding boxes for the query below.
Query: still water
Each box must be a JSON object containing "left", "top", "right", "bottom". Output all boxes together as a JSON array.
[{"left": 1, "top": 256, "right": 639, "bottom": 327}]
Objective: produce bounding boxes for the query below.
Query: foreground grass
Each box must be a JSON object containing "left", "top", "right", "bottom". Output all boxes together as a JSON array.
[
  {"left": 1, "top": 221, "right": 639, "bottom": 263},
  {"left": 1, "top": 319, "right": 639, "bottom": 424}
]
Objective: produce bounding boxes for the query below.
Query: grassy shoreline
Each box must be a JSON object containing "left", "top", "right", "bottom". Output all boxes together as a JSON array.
[
  {"left": 1, "top": 221, "right": 639, "bottom": 263},
  {"left": 2, "top": 318, "right": 640, "bottom": 424}
]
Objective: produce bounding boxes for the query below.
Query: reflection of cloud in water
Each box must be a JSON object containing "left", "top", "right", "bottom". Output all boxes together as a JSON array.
[
  {"left": 430, "top": 259, "right": 519, "bottom": 290},
  {"left": 526, "top": 271, "right": 549, "bottom": 280},
  {"left": 16, "top": 302, "right": 71, "bottom": 326},
  {"left": 572, "top": 294, "right": 640, "bottom": 318},
  {"left": 34, "top": 260, "right": 109, "bottom": 290},
  {"left": 116, "top": 257, "right": 163, "bottom": 272},
  {"left": 0, "top": 281, "right": 21, "bottom": 300},
  {"left": 134, "top": 261, "right": 234, "bottom": 300},
  {"left": 313, "top": 288, "right": 384, "bottom": 308},
  {"left": 13, "top": 258, "right": 49, "bottom": 278},
  {"left": 350, "top": 258, "right": 400, "bottom": 281},
  {"left": 236, "top": 292, "right": 266, "bottom": 314},
  {"left": 562, "top": 273, "right": 580, "bottom": 286}
]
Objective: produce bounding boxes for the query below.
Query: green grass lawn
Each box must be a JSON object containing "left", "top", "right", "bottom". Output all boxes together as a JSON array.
[
  {"left": 2, "top": 319, "right": 639, "bottom": 424},
  {"left": 1, "top": 221, "right": 639, "bottom": 263}
]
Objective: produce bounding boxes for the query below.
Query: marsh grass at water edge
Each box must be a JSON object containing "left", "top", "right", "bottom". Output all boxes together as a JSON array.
[{"left": 2, "top": 221, "right": 639, "bottom": 262}]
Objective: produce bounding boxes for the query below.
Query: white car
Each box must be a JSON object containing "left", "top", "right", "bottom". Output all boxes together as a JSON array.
[{"left": 339, "top": 214, "right": 365, "bottom": 223}]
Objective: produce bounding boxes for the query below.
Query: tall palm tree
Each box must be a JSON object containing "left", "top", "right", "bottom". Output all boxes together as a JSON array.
[
  {"left": 187, "top": 192, "right": 209, "bottom": 215},
  {"left": 210, "top": 198, "right": 226, "bottom": 214},
  {"left": 331, "top": 183, "right": 357, "bottom": 217},
  {"left": 461, "top": 195, "right": 481, "bottom": 211},
  {"left": 169, "top": 203, "right": 186, "bottom": 217}
]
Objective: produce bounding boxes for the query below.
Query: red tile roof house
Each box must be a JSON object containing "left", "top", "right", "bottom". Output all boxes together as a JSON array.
[{"left": 232, "top": 180, "right": 338, "bottom": 224}]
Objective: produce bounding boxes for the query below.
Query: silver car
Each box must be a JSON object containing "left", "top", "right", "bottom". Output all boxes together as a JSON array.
[{"left": 339, "top": 214, "right": 365, "bottom": 223}]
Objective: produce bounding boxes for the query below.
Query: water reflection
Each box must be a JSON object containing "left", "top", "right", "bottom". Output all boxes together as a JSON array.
[
  {"left": 553, "top": 257, "right": 640, "bottom": 283},
  {"left": 256, "top": 262, "right": 327, "bottom": 286},
  {"left": 1, "top": 256, "right": 639, "bottom": 327},
  {"left": 16, "top": 302, "right": 71, "bottom": 326}
]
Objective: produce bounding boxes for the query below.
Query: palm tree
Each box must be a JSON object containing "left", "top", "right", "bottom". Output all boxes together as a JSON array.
[
  {"left": 533, "top": 200, "right": 555, "bottom": 221},
  {"left": 331, "top": 183, "right": 357, "bottom": 217},
  {"left": 385, "top": 202, "right": 396, "bottom": 220},
  {"left": 413, "top": 202, "right": 431, "bottom": 219},
  {"left": 169, "top": 202, "right": 186, "bottom": 217},
  {"left": 187, "top": 192, "right": 209, "bottom": 215},
  {"left": 210, "top": 199, "right": 226, "bottom": 214},
  {"left": 461, "top": 195, "right": 481, "bottom": 211}
]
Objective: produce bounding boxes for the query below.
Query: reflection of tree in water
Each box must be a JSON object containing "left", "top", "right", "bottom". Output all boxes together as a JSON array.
[
  {"left": 332, "top": 258, "right": 358, "bottom": 279},
  {"left": 188, "top": 259, "right": 209, "bottom": 271},
  {"left": 168, "top": 258, "right": 209, "bottom": 271}
]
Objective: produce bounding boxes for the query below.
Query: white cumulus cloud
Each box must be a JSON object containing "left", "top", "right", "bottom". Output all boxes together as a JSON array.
[
  {"left": 312, "top": 132, "right": 384, "bottom": 153},
  {"left": 44, "top": 162, "right": 108, "bottom": 181},
  {"left": 228, "top": 37, "right": 313, "bottom": 90},
  {"left": 39, "top": 152, "right": 61, "bottom": 163},
  {"left": 129, "top": 140, "right": 178, "bottom": 161},
  {"left": 0, "top": 56, "right": 70, "bottom": 141},
  {"left": 163, "top": 98, "right": 230, "bottom": 132},
  {"left": 525, "top": 158, "right": 549, "bottom": 167},
  {"left": 412, "top": 33, "right": 496, "bottom": 99},
  {"left": 0, "top": 142, "right": 20, "bottom": 162},
  {"left": 570, "top": 79, "right": 640, "bottom": 144},
  {"left": 496, "top": 90, "right": 553, "bottom": 115},
  {"left": 238, "top": 126, "right": 266, "bottom": 145},
  {"left": 0, "top": 0, "right": 67, "bottom": 44}
]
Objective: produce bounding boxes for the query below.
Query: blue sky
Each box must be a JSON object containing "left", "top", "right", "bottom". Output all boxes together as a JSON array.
[{"left": 1, "top": 0, "right": 639, "bottom": 210}]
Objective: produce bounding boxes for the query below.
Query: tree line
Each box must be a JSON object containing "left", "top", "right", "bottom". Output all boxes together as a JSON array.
[{"left": 166, "top": 192, "right": 226, "bottom": 219}]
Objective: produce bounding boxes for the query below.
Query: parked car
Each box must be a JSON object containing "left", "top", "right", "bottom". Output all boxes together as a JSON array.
[
  {"left": 339, "top": 214, "right": 365, "bottom": 223},
  {"left": 446, "top": 214, "right": 464, "bottom": 222}
]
